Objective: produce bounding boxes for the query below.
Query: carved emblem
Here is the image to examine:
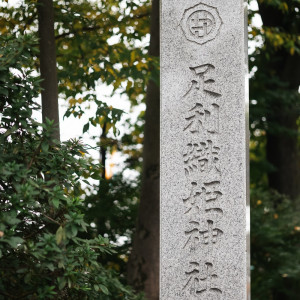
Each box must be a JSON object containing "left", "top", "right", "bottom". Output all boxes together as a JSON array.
[{"left": 180, "top": 3, "right": 222, "bottom": 45}]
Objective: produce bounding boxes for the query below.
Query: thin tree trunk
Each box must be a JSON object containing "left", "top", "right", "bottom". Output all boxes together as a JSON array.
[
  {"left": 37, "top": 0, "right": 60, "bottom": 141},
  {"left": 127, "top": 0, "right": 160, "bottom": 299},
  {"left": 265, "top": 53, "right": 300, "bottom": 201},
  {"left": 266, "top": 109, "right": 300, "bottom": 200},
  {"left": 100, "top": 122, "right": 107, "bottom": 179}
]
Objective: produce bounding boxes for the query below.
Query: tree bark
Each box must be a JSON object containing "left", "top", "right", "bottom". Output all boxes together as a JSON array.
[
  {"left": 259, "top": 3, "right": 300, "bottom": 201},
  {"left": 37, "top": 0, "right": 60, "bottom": 141},
  {"left": 100, "top": 123, "right": 107, "bottom": 179},
  {"left": 127, "top": 0, "right": 160, "bottom": 299}
]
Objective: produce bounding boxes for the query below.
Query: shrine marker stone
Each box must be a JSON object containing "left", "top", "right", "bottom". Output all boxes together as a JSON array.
[{"left": 160, "top": 0, "right": 249, "bottom": 299}]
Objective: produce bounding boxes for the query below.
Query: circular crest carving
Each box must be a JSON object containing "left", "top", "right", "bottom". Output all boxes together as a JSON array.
[{"left": 180, "top": 3, "right": 222, "bottom": 45}]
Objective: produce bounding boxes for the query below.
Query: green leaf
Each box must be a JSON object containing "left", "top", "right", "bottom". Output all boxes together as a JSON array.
[
  {"left": 52, "top": 198, "right": 60, "bottom": 209},
  {"left": 0, "top": 87, "right": 8, "bottom": 97},
  {"left": 41, "top": 141, "right": 49, "bottom": 153},
  {"left": 68, "top": 278, "right": 72, "bottom": 288},
  {"left": 57, "top": 277, "right": 66, "bottom": 290},
  {"left": 71, "top": 225, "right": 78, "bottom": 237},
  {"left": 56, "top": 226, "right": 65, "bottom": 245},
  {"left": 99, "top": 284, "right": 109, "bottom": 295},
  {"left": 5, "top": 236, "right": 24, "bottom": 248},
  {"left": 58, "top": 260, "right": 65, "bottom": 269},
  {"left": 46, "top": 263, "right": 55, "bottom": 272},
  {"left": 83, "top": 122, "right": 90, "bottom": 133},
  {"left": 5, "top": 215, "right": 21, "bottom": 225},
  {"left": 24, "top": 273, "right": 31, "bottom": 284}
]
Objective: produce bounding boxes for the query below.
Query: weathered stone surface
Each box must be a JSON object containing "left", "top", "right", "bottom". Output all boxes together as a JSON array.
[{"left": 160, "top": 0, "right": 249, "bottom": 299}]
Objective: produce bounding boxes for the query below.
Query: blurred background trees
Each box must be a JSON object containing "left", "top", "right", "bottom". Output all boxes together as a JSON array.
[
  {"left": 0, "top": 0, "right": 299, "bottom": 299},
  {"left": 249, "top": 0, "right": 300, "bottom": 299}
]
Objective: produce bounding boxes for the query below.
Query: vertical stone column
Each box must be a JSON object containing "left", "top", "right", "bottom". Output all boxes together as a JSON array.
[{"left": 160, "top": 1, "right": 249, "bottom": 299}]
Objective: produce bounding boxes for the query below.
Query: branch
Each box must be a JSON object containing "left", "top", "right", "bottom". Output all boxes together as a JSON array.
[
  {"left": 42, "top": 213, "right": 61, "bottom": 225},
  {"left": 54, "top": 11, "right": 150, "bottom": 41},
  {"left": 26, "top": 143, "right": 41, "bottom": 170},
  {"left": 55, "top": 26, "right": 102, "bottom": 40},
  {"left": 0, "top": 290, "right": 17, "bottom": 299}
]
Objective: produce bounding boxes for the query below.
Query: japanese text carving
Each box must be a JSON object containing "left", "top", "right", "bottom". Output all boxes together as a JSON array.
[
  {"left": 183, "top": 262, "right": 222, "bottom": 297},
  {"left": 181, "top": 63, "right": 224, "bottom": 295}
]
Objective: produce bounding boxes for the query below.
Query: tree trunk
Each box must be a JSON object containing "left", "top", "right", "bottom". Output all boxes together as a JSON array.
[
  {"left": 266, "top": 106, "right": 300, "bottom": 200},
  {"left": 259, "top": 3, "right": 300, "bottom": 201},
  {"left": 37, "top": 0, "right": 60, "bottom": 141},
  {"left": 127, "top": 0, "right": 160, "bottom": 299},
  {"left": 100, "top": 123, "right": 107, "bottom": 179}
]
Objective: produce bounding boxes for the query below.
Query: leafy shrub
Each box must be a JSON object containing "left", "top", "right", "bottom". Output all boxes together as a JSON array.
[
  {"left": 0, "top": 34, "right": 142, "bottom": 300},
  {"left": 251, "top": 188, "right": 300, "bottom": 299}
]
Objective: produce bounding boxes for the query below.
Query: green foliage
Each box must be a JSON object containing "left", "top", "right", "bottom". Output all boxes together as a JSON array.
[
  {"left": 54, "top": 0, "right": 152, "bottom": 97},
  {"left": 249, "top": 0, "right": 300, "bottom": 298},
  {"left": 65, "top": 94, "right": 124, "bottom": 135},
  {"left": 0, "top": 34, "right": 142, "bottom": 299},
  {"left": 0, "top": 0, "right": 156, "bottom": 120},
  {"left": 1, "top": 1, "right": 299, "bottom": 299},
  {"left": 1, "top": 0, "right": 151, "bottom": 291},
  {"left": 84, "top": 175, "right": 140, "bottom": 275},
  {"left": 251, "top": 188, "right": 300, "bottom": 299},
  {"left": 249, "top": 0, "right": 300, "bottom": 140}
]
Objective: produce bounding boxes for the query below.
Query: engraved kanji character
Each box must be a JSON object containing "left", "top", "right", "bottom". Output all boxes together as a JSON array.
[
  {"left": 182, "top": 180, "right": 222, "bottom": 216},
  {"left": 188, "top": 64, "right": 220, "bottom": 97},
  {"left": 184, "top": 220, "right": 201, "bottom": 251},
  {"left": 183, "top": 262, "right": 222, "bottom": 298},
  {"left": 199, "top": 220, "right": 223, "bottom": 245},
  {"left": 184, "top": 102, "right": 219, "bottom": 134},
  {"left": 184, "top": 213, "right": 223, "bottom": 251},
  {"left": 183, "top": 140, "right": 220, "bottom": 175}
]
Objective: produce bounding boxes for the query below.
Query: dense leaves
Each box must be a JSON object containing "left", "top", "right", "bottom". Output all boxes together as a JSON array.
[
  {"left": 84, "top": 175, "right": 140, "bottom": 276},
  {"left": 251, "top": 189, "right": 300, "bottom": 299},
  {"left": 249, "top": 0, "right": 300, "bottom": 298},
  {"left": 0, "top": 0, "right": 156, "bottom": 120},
  {"left": 0, "top": 0, "right": 300, "bottom": 298},
  {"left": 249, "top": 0, "right": 300, "bottom": 188},
  {"left": 0, "top": 34, "right": 142, "bottom": 299}
]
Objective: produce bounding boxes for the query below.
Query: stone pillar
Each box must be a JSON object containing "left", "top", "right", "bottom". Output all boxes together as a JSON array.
[{"left": 160, "top": 1, "right": 249, "bottom": 299}]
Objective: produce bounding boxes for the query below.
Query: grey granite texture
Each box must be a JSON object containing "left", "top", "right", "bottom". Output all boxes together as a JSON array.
[{"left": 160, "top": 0, "right": 249, "bottom": 299}]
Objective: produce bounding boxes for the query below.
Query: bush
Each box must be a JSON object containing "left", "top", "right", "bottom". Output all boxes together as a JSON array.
[
  {"left": 0, "top": 34, "right": 142, "bottom": 300},
  {"left": 251, "top": 188, "right": 300, "bottom": 299}
]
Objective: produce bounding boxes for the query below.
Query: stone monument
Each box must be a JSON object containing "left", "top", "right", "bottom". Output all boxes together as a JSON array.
[{"left": 160, "top": 0, "right": 249, "bottom": 299}]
